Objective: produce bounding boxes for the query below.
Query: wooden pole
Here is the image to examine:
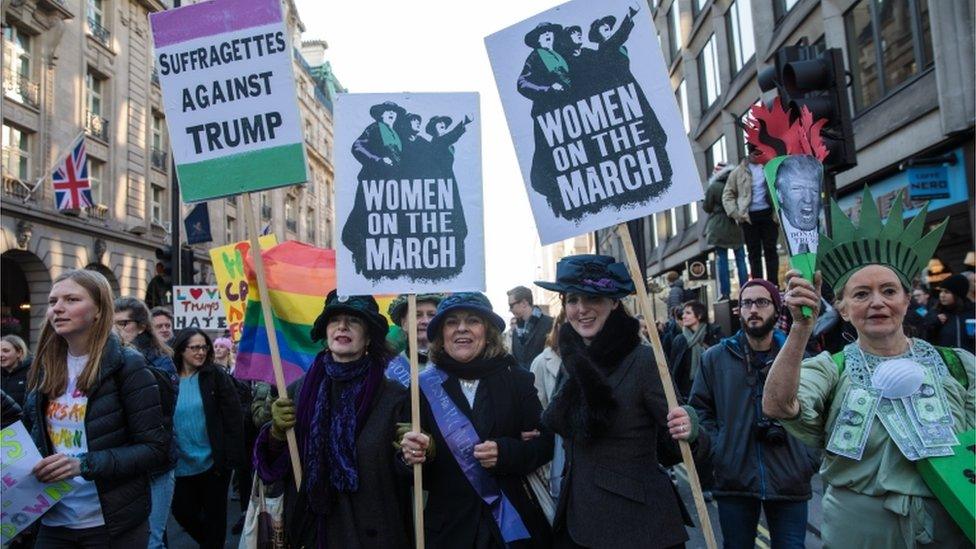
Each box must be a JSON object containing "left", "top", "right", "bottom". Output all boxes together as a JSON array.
[
  {"left": 242, "top": 193, "right": 303, "bottom": 490},
  {"left": 615, "top": 224, "right": 717, "bottom": 549},
  {"left": 407, "top": 295, "right": 425, "bottom": 548}
]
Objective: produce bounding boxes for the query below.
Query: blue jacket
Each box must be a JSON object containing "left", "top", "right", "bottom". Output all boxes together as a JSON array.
[{"left": 689, "top": 330, "right": 818, "bottom": 501}]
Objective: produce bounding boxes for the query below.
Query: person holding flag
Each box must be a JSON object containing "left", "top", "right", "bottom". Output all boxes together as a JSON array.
[{"left": 254, "top": 291, "right": 412, "bottom": 548}]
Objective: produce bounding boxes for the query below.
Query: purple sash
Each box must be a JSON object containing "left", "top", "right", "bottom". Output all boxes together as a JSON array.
[
  {"left": 418, "top": 366, "right": 531, "bottom": 543},
  {"left": 385, "top": 355, "right": 411, "bottom": 387}
]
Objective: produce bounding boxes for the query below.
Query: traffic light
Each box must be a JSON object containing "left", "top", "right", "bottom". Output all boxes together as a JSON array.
[
  {"left": 758, "top": 45, "right": 856, "bottom": 174},
  {"left": 155, "top": 246, "right": 173, "bottom": 283},
  {"left": 180, "top": 247, "right": 199, "bottom": 284}
]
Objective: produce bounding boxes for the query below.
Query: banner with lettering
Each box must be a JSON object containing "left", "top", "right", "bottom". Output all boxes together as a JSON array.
[
  {"left": 149, "top": 0, "right": 308, "bottom": 201},
  {"left": 335, "top": 92, "right": 485, "bottom": 295},
  {"left": 1, "top": 421, "right": 76, "bottom": 543},
  {"left": 485, "top": 0, "right": 701, "bottom": 244},
  {"left": 209, "top": 235, "right": 277, "bottom": 341},
  {"left": 174, "top": 285, "right": 225, "bottom": 331}
]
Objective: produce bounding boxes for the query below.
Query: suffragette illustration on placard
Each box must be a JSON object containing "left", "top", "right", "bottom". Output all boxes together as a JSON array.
[
  {"left": 335, "top": 93, "right": 485, "bottom": 296},
  {"left": 487, "top": 0, "right": 701, "bottom": 245}
]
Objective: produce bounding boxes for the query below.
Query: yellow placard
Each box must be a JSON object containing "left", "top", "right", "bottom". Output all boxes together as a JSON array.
[{"left": 209, "top": 235, "right": 278, "bottom": 342}]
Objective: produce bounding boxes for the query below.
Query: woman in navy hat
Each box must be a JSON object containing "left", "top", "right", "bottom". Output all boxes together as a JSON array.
[
  {"left": 399, "top": 292, "right": 554, "bottom": 548},
  {"left": 254, "top": 290, "right": 411, "bottom": 548},
  {"left": 535, "top": 254, "right": 703, "bottom": 549}
]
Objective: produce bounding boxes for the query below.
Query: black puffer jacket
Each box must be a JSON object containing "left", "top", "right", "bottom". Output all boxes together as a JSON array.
[{"left": 24, "top": 335, "right": 169, "bottom": 536}]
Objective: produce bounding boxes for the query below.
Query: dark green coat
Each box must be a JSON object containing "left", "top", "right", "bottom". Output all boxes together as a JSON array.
[{"left": 703, "top": 166, "right": 744, "bottom": 249}]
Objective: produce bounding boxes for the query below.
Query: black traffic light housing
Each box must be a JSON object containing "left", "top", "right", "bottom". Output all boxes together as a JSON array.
[
  {"left": 180, "top": 247, "right": 199, "bottom": 284},
  {"left": 155, "top": 246, "right": 173, "bottom": 283},
  {"left": 758, "top": 45, "right": 856, "bottom": 174}
]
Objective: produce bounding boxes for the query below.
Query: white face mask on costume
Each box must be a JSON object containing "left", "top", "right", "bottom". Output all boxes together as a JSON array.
[{"left": 871, "top": 357, "right": 925, "bottom": 399}]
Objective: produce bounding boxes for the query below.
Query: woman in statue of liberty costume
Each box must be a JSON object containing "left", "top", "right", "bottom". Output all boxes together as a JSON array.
[{"left": 762, "top": 187, "right": 975, "bottom": 547}]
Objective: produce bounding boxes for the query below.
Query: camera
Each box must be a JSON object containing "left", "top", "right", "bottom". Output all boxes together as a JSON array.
[{"left": 755, "top": 416, "right": 788, "bottom": 445}]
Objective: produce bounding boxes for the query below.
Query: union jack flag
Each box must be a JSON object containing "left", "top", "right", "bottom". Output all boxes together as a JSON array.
[{"left": 52, "top": 135, "right": 93, "bottom": 211}]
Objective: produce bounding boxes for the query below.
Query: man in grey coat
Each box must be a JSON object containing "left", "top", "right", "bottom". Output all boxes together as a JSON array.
[{"left": 508, "top": 285, "right": 554, "bottom": 369}]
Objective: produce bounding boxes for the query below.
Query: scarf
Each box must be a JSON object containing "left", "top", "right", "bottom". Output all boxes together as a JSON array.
[
  {"left": 535, "top": 48, "right": 570, "bottom": 83},
  {"left": 297, "top": 351, "right": 382, "bottom": 516},
  {"left": 378, "top": 122, "right": 402, "bottom": 153},
  {"left": 436, "top": 353, "right": 512, "bottom": 380},
  {"left": 543, "top": 307, "right": 640, "bottom": 438},
  {"left": 683, "top": 325, "right": 708, "bottom": 383}
]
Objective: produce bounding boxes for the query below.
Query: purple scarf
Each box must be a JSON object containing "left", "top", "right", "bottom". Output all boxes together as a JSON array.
[{"left": 296, "top": 350, "right": 382, "bottom": 515}]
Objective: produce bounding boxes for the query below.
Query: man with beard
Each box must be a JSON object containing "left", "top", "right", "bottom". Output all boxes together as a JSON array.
[{"left": 689, "top": 279, "right": 817, "bottom": 549}]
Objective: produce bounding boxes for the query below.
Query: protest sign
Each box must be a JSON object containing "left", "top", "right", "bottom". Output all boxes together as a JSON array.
[
  {"left": 485, "top": 0, "right": 702, "bottom": 244},
  {"left": 209, "top": 235, "right": 278, "bottom": 341},
  {"left": 149, "top": 0, "right": 307, "bottom": 202},
  {"left": 174, "top": 285, "right": 226, "bottom": 331},
  {"left": 335, "top": 93, "right": 485, "bottom": 295},
  {"left": 1, "top": 421, "right": 75, "bottom": 543}
]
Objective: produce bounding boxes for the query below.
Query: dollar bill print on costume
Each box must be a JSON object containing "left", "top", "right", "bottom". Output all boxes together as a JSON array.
[
  {"left": 335, "top": 93, "right": 485, "bottom": 295},
  {"left": 485, "top": 0, "right": 701, "bottom": 245}
]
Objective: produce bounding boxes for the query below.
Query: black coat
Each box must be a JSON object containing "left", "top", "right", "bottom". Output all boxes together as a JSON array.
[
  {"left": 24, "top": 335, "right": 169, "bottom": 536},
  {"left": 1, "top": 357, "right": 30, "bottom": 408},
  {"left": 669, "top": 323, "right": 723, "bottom": 399},
  {"left": 1, "top": 389, "right": 22, "bottom": 428},
  {"left": 511, "top": 311, "right": 554, "bottom": 369},
  {"left": 932, "top": 303, "right": 976, "bottom": 353},
  {"left": 689, "top": 331, "right": 818, "bottom": 501},
  {"left": 545, "top": 310, "right": 704, "bottom": 549},
  {"left": 406, "top": 355, "right": 553, "bottom": 548},
  {"left": 185, "top": 363, "right": 244, "bottom": 472}
]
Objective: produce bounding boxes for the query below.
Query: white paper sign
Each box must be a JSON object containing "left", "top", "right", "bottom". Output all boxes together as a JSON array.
[
  {"left": 1, "top": 421, "right": 76, "bottom": 543},
  {"left": 485, "top": 0, "right": 703, "bottom": 244},
  {"left": 335, "top": 93, "right": 485, "bottom": 295},
  {"left": 173, "top": 285, "right": 227, "bottom": 331}
]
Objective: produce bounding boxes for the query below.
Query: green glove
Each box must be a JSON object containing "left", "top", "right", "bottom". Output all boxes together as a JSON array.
[{"left": 270, "top": 397, "right": 296, "bottom": 441}]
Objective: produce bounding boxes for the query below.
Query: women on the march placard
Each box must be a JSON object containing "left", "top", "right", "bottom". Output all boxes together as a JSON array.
[
  {"left": 170, "top": 328, "right": 244, "bottom": 549},
  {"left": 535, "top": 255, "right": 704, "bottom": 549},
  {"left": 400, "top": 292, "right": 554, "bottom": 548},
  {"left": 24, "top": 269, "right": 169, "bottom": 547},
  {"left": 763, "top": 190, "right": 975, "bottom": 547},
  {"left": 112, "top": 297, "right": 179, "bottom": 549},
  {"left": 254, "top": 291, "right": 412, "bottom": 548}
]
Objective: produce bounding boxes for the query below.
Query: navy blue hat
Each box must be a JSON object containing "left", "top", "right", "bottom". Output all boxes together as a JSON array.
[
  {"left": 310, "top": 290, "right": 389, "bottom": 343},
  {"left": 426, "top": 292, "right": 506, "bottom": 343},
  {"left": 534, "top": 254, "right": 635, "bottom": 298}
]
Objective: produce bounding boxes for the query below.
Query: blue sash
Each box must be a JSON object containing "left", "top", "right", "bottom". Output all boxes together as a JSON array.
[
  {"left": 418, "top": 366, "right": 531, "bottom": 543},
  {"left": 385, "top": 355, "right": 411, "bottom": 388}
]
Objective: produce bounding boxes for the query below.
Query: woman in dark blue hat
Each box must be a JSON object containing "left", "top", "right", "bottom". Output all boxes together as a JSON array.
[
  {"left": 535, "top": 254, "right": 704, "bottom": 549},
  {"left": 254, "top": 290, "right": 412, "bottom": 549},
  {"left": 399, "top": 292, "right": 554, "bottom": 548}
]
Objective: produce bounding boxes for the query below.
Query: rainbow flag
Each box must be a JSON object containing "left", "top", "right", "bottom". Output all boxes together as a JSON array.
[{"left": 234, "top": 241, "right": 336, "bottom": 385}]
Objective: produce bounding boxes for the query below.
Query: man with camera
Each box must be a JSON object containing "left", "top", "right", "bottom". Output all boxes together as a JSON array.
[{"left": 689, "top": 279, "right": 818, "bottom": 549}]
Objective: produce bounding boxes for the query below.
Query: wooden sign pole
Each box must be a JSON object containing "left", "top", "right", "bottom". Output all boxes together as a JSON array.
[
  {"left": 615, "top": 223, "right": 717, "bottom": 549},
  {"left": 407, "top": 295, "right": 426, "bottom": 548},
  {"left": 242, "top": 193, "right": 303, "bottom": 490}
]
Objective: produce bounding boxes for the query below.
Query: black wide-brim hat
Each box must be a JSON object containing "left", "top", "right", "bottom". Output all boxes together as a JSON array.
[
  {"left": 535, "top": 254, "right": 635, "bottom": 299},
  {"left": 369, "top": 101, "right": 406, "bottom": 122},
  {"left": 310, "top": 290, "right": 389, "bottom": 343},
  {"left": 524, "top": 21, "right": 563, "bottom": 48},
  {"left": 425, "top": 116, "right": 452, "bottom": 137},
  {"left": 588, "top": 16, "right": 616, "bottom": 43},
  {"left": 426, "top": 292, "right": 506, "bottom": 343}
]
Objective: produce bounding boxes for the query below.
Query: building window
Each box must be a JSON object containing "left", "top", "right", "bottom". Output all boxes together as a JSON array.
[
  {"left": 151, "top": 114, "right": 167, "bottom": 170},
  {"left": 727, "top": 0, "right": 755, "bottom": 74},
  {"left": 85, "top": 71, "right": 108, "bottom": 140},
  {"left": 1, "top": 124, "right": 31, "bottom": 181},
  {"left": 684, "top": 203, "right": 699, "bottom": 226},
  {"left": 285, "top": 197, "right": 297, "bottom": 233},
  {"left": 691, "top": 0, "right": 708, "bottom": 18},
  {"left": 668, "top": 3, "right": 681, "bottom": 62},
  {"left": 845, "top": 0, "right": 934, "bottom": 112},
  {"left": 226, "top": 216, "right": 236, "bottom": 242},
  {"left": 151, "top": 184, "right": 164, "bottom": 224},
  {"left": 651, "top": 213, "right": 660, "bottom": 248},
  {"left": 774, "top": 0, "right": 799, "bottom": 22},
  {"left": 676, "top": 80, "right": 690, "bottom": 134},
  {"left": 87, "top": 0, "right": 110, "bottom": 46},
  {"left": 88, "top": 158, "right": 105, "bottom": 205},
  {"left": 260, "top": 192, "right": 272, "bottom": 220},
  {"left": 2, "top": 27, "right": 39, "bottom": 108},
  {"left": 705, "top": 135, "right": 728, "bottom": 174},
  {"left": 305, "top": 208, "right": 316, "bottom": 243},
  {"left": 697, "top": 35, "right": 722, "bottom": 110},
  {"left": 668, "top": 208, "right": 678, "bottom": 237}
]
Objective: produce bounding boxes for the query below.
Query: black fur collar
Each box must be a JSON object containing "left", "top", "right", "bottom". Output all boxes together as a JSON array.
[{"left": 543, "top": 307, "right": 640, "bottom": 439}]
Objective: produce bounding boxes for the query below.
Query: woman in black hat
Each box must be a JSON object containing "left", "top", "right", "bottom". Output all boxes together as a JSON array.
[
  {"left": 555, "top": 25, "right": 596, "bottom": 92},
  {"left": 535, "top": 254, "right": 704, "bottom": 549},
  {"left": 426, "top": 114, "right": 473, "bottom": 175},
  {"left": 351, "top": 101, "right": 406, "bottom": 176},
  {"left": 399, "top": 292, "right": 554, "bottom": 548},
  {"left": 254, "top": 290, "right": 411, "bottom": 548},
  {"left": 932, "top": 273, "right": 976, "bottom": 352}
]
